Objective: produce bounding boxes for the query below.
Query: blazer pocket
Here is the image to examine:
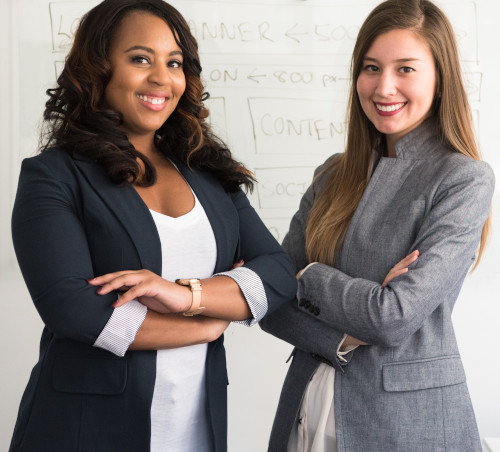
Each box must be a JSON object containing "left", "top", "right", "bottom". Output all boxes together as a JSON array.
[
  {"left": 382, "top": 355, "right": 466, "bottom": 392},
  {"left": 52, "top": 354, "right": 127, "bottom": 395}
]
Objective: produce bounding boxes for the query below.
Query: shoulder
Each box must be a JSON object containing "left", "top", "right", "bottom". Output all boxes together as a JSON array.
[
  {"left": 21, "top": 148, "right": 75, "bottom": 174},
  {"left": 425, "top": 150, "right": 495, "bottom": 212},
  {"left": 17, "top": 148, "right": 88, "bottom": 197},
  {"left": 434, "top": 148, "right": 495, "bottom": 190},
  {"left": 308, "top": 153, "right": 342, "bottom": 195},
  {"left": 314, "top": 153, "right": 342, "bottom": 177}
]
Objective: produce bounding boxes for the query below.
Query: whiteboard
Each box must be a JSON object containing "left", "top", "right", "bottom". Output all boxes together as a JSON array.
[
  {"left": 1, "top": 1, "right": 499, "bottom": 451},
  {"left": 9, "top": 0, "right": 491, "bottom": 243}
]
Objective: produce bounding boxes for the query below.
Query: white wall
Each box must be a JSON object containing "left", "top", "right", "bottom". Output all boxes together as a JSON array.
[{"left": 1, "top": 1, "right": 499, "bottom": 451}]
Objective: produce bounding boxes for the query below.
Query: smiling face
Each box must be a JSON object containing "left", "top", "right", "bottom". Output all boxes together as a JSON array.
[
  {"left": 356, "top": 28, "right": 437, "bottom": 156},
  {"left": 104, "top": 11, "right": 186, "bottom": 149}
]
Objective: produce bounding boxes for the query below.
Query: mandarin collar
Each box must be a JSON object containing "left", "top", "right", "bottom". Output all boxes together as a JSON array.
[{"left": 392, "top": 118, "right": 441, "bottom": 160}]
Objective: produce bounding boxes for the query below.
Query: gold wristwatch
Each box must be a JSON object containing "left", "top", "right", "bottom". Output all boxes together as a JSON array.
[{"left": 175, "top": 278, "right": 204, "bottom": 316}]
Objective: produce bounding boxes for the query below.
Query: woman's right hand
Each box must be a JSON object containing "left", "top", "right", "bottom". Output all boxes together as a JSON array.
[
  {"left": 382, "top": 250, "right": 419, "bottom": 287},
  {"left": 343, "top": 250, "right": 419, "bottom": 347}
]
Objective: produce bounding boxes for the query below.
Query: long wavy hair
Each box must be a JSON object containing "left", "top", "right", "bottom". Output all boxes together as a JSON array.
[
  {"left": 306, "top": 0, "right": 490, "bottom": 269},
  {"left": 41, "top": 0, "right": 254, "bottom": 192}
]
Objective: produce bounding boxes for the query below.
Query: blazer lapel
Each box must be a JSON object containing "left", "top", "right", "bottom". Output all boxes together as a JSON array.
[
  {"left": 73, "top": 155, "right": 162, "bottom": 275},
  {"left": 171, "top": 156, "right": 236, "bottom": 274}
]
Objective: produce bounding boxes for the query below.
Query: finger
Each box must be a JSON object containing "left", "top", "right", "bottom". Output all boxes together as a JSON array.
[
  {"left": 112, "top": 285, "right": 147, "bottom": 307},
  {"left": 393, "top": 250, "right": 419, "bottom": 270},
  {"left": 231, "top": 259, "right": 244, "bottom": 269},
  {"left": 404, "top": 250, "right": 419, "bottom": 262},
  {"left": 112, "top": 293, "right": 133, "bottom": 308},
  {"left": 97, "top": 274, "right": 143, "bottom": 295},
  {"left": 382, "top": 268, "right": 408, "bottom": 287},
  {"left": 88, "top": 271, "right": 133, "bottom": 285},
  {"left": 390, "top": 268, "right": 409, "bottom": 279}
]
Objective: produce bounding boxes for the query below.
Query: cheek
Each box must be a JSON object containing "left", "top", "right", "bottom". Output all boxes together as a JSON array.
[
  {"left": 411, "top": 78, "right": 436, "bottom": 110},
  {"left": 356, "top": 78, "right": 373, "bottom": 116},
  {"left": 175, "top": 76, "right": 187, "bottom": 97},
  {"left": 356, "top": 77, "right": 371, "bottom": 104}
]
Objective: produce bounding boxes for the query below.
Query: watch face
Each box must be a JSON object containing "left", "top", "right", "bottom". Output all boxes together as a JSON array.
[{"left": 175, "top": 278, "right": 201, "bottom": 286}]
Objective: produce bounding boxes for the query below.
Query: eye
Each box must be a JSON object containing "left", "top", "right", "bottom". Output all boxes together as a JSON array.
[
  {"left": 363, "top": 64, "right": 379, "bottom": 72},
  {"left": 168, "top": 59, "right": 183, "bottom": 69},
  {"left": 399, "top": 66, "right": 415, "bottom": 73},
  {"left": 130, "top": 55, "right": 150, "bottom": 65}
]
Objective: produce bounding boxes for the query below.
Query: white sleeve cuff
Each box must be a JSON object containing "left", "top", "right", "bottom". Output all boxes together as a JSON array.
[
  {"left": 214, "top": 266, "right": 267, "bottom": 326},
  {"left": 93, "top": 299, "right": 147, "bottom": 357},
  {"left": 337, "top": 333, "right": 359, "bottom": 363}
]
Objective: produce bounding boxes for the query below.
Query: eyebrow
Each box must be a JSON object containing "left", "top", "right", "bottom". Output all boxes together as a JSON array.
[
  {"left": 363, "top": 56, "right": 422, "bottom": 63},
  {"left": 124, "top": 45, "right": 183, "bottom": 57}
]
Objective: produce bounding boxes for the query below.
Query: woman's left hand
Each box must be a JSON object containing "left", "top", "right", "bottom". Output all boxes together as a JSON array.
[{"left": 88, "top": 270, "right": 191, "bottom": 313}]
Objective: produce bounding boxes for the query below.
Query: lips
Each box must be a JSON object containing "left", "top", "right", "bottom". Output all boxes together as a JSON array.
[
  {"left": 374, "top": 101, "right": 407, "bottom": 116},
  {"left": 136, "top": 94, "right": 167, "bottom": 105}
]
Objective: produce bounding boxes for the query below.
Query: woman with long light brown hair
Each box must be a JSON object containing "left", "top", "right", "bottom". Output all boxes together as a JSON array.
[{"left": 261, "top": 0, "right": 494, "bottom": 450}]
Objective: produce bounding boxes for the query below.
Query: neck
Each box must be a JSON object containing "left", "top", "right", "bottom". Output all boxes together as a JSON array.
[{"left": 385, "top": 137, "right": 396, "bottom": 158}]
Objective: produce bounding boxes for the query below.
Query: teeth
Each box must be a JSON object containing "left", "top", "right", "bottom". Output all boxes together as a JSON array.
[
  {"left": 376, "top": 102, "right": 405, "bottom": 112},
  {"left": 136, "top": 94, "right": 166, "bottom": 105}
]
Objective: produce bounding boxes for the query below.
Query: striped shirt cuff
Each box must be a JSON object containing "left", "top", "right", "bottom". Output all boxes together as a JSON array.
[
  {"left": 214, "top": 266, "right": 267, "bottom": 326},
  {"left": 93, "top": 299, "right": 147, "bottom": 357}
]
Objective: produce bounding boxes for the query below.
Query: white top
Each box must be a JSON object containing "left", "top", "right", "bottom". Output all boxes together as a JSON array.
[
  {"left": 288, "top": 263, "right": 357, "bottom": 452},
  {"left": 149, "top": 196, "right": 216, "bottom": 452},
  {"left": 287, "top": 344, "right": 356, "bottom": 452}
]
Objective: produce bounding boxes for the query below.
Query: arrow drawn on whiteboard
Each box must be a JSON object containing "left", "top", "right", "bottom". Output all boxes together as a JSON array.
[
  {"left": 285, "top": 24, "right": 309, "bottom": 43},
  {"left": 247, "top": 69, "right": 267, "bottom": 83},
  {"left": 454, "top": 27, "right": 468, "bottom": 41}
]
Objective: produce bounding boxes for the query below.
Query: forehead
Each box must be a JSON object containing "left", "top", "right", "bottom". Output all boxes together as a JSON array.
[
  {"left": 365, "top": 29, "right": 433, "bottom": 60},
  {"left": 110, "top": 11, "right": 180, "bottom": 50}
]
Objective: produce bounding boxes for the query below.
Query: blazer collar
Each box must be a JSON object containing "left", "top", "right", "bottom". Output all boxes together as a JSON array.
[
  {"left": 393, "top": 117, "right": 441, "bottom": 160},
  {"left": 73, "top": 154, "right": 162, "bottom": 275}
]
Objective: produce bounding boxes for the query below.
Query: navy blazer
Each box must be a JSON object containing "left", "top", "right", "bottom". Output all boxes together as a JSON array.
[{"left": 10, "top": 149, "right": 296, "bottom": 452}]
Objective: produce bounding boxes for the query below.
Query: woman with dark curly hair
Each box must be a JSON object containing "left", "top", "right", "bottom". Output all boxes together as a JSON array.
[{"left": 9, "top": 1, "right": 296, "bottom": 451}]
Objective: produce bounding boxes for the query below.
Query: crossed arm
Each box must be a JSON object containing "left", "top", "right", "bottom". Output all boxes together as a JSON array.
[{"left": 88, "top": 270, "right": 249, "bottom": 351}]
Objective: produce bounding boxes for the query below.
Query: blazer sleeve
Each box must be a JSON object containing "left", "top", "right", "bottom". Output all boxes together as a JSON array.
[
  {"left": 11, "top": 156, "right": 115, "bottom": 345},
  {"left": 297, "top": 159, "right": 495, "bottom": 347},
  {"left": 259, "top": 157, "right": 351, "bottom": 371},
  {"left": 229, "top": 189, "right": 297, "bottom": 316}
]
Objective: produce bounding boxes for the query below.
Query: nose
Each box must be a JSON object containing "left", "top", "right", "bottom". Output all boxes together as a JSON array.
[
  {"left": 148, "top": 62, "right": 171, "bottom": 86},
  {"left": 375, "top": 70, "right": 397, "bottom": 97}
]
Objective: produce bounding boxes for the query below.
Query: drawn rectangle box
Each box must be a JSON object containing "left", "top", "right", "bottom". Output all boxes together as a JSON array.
[
  {"left": 49, "top": 1, "right": 99, "bottom": 52},
  {"left": 255, "top": 166, "right": 315, "bottom": 210},
  {"left": 248, "top": 97, "right": 346, "bottom": 155}
]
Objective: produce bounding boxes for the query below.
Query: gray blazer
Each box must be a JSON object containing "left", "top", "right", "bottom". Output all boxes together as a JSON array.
[{"left": 260, "top": 119, "right": 495, "bottom": 452}]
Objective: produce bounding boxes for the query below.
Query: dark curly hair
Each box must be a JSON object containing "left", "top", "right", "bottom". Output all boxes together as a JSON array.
[{"left": 41, "top": 0, "right": 254, "bottom": 192}]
